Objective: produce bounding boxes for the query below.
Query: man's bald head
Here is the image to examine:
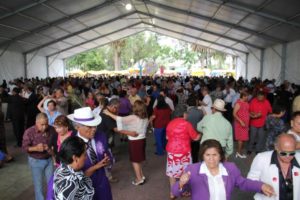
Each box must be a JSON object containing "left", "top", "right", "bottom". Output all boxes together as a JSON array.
[
  {"left": 275, "top": 134, "right": 297, "bottom": 164},
  {"left": 275, "top": 134, "right": 296, "bottom": 151}
]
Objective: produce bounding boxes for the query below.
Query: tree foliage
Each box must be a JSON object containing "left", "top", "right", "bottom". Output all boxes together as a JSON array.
[{"left": 66, "top": 31, "right": 231, "bottom": 71}]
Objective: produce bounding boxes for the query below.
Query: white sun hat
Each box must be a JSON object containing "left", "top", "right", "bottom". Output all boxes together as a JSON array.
[
  {"left": 212, "top": 99, "right": 227, "bottom": 112},
  {"left": 67, "top": 107, "right": 102, "bottom": 126}
]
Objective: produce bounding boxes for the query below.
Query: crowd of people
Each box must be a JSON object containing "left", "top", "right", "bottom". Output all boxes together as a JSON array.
[{"left": 0, "top": 75, "right": 300, "bottom": 200}]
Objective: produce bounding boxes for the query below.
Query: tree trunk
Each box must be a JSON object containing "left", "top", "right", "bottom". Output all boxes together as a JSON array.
[{"left": 114, "top": 47, "right": 121, "bottom": 71}]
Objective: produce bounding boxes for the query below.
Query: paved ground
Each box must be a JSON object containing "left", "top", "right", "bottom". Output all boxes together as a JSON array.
[{"left": 0, "top": 122, "right": 256, "bottom": 200}]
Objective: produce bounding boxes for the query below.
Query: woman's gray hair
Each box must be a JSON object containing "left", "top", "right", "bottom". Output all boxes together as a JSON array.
[{"left": 171, "top": 104, "right": 188, "bottom": 119}]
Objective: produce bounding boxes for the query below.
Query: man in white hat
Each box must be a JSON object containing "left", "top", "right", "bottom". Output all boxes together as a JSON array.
[
  {"left": 197, "top": 99, "right": 233, "bottom": 157},
  {"left": 67, "top": 107, "right": 113, "bottom": 200}
]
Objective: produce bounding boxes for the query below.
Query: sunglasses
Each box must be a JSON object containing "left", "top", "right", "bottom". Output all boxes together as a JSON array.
[{"left": 279, "top": 151, "right": 296, "bottom": 157}]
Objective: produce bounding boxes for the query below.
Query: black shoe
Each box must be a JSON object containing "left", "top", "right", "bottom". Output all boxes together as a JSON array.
[{"left": 246, "top": 151, "right": 252, "bottom": 155}]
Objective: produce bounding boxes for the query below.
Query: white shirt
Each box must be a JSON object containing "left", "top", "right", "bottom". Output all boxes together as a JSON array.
[
  {"left": 201, "top": 94, "right": 212, "bottom": 115},
  {"left": 223, "top": 88, "right": 236, "bottom": 103},
  {"left": 93, "top": 106, "right": 102, "bottom": 116},
  {"left": 153, "top": 96, "right": 175, "bottom": 111},
  {"left": 116, "top": 115, "right": 148, "bottom": 140},
  {"left": 199, "top": 163, "right": 227, "bottom": 200},
  {"left": 77, "top": 132, "right": 97, "bottom": 153},
  {"left": 288, "top": 129, "right": 300, "bottom": 141},
  {"left": 194, "top": 84, "right": 200, "bottom": 91},
  {"left": 231, "top": 92, "right": 240, "bottom": 108},
  {"left": 22, "top": 91, "right": 32, "bottom": 99}
]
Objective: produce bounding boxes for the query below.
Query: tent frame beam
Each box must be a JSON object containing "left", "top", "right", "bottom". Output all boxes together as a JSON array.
[
  {"left": 150, "top": 30, "right": 238, "bottom": 57},
  {"left": 137, "top": 11, "right": 263, "bottom": 50},
  {"left": 207, "top": 0, "right": 300, "bottom": 28},
  {"left": 0, "top": 0, "right": 121, "bottom": 49},
  {"left": 142, "top": 0, "right": 286, "bottom": 43},
  {"left": 24, "top": 11, "right": 136, "bottom": 54},
  {"left": 0, "top": 0, "right": 49, "bottom": 20},
  {"left": 0, "top": 44, "right": 10, "bottom": 58},
  {"left": 47, "top": 22, "right": 142, "bottom": 57},
  {"left": 144, "top": 22, "right": 247, "bottom": 54},
  {"left": 62, "top": 30, "right": 145, "bottom": 60}
]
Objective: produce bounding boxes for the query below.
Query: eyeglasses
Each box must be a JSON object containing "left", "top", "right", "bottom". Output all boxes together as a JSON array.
[{"left": 278, "top": 151, "right": 296, "bottom": 157}]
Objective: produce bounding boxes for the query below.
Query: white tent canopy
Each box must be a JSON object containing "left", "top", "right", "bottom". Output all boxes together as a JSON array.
[{"left": 0, "top": 0, "right": 300, "bottom": 83}]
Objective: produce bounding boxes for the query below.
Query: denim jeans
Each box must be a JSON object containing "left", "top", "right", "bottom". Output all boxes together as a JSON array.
[
  {"left": 28, "top": 156, "right": 53, "bottom": 200},
  {"left": 154, "top": 128, "right": 166, "bottom": 155}
]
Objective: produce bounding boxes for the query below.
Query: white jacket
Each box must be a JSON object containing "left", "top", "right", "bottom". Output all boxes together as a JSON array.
[{"left": 247, "top": 151, "right": 300, "bottom": 200}]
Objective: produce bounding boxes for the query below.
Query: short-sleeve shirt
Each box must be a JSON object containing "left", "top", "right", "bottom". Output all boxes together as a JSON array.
[
  {"left": 45, "top": 110, "right": 61, "bottom": 126},
  {"left": 197, "top": 112, "right": 233, "bottom": 156},
  {"left": 202, "top": 94, "right": 212, "bottom": 115},
  {"left": 116, "top": 115, "right": 148, "bottom": 140},
  {"left": 166, "top": 118, "right": 198, "bottom": 154},
  {"left": 249, "top": 98, "right": 272, "bottom": 128},
  {"left": 22, "top": 125, "right": 55, "bottom": 159}
]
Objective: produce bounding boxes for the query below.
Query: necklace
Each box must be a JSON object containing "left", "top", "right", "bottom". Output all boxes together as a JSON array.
[{"left": 279, "top": 162, "right": 291, "bottom": 179}]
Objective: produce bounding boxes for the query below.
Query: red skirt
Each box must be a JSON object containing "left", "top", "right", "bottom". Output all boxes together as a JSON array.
[{"left": 128, "top": 138, "right": 146, "bottom": 162}]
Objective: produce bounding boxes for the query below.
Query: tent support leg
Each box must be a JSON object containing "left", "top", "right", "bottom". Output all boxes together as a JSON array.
[
  {"left": 63, "top": 59, "right": 66, "bottom": 78},
  {"left": 23, "top": 53, "right": 27, "bottom": 79},
  {"left": 280, "top": 43, "right": 287, "bottom": 83},
  {"left": 259, "top": 49, "right": 265, "bottom": 79},
  {"left": 245, "top": 53, "right": 249, "bottom": 79},
  {"left": 46, "top": 56, "right": 49, "bottom": 77}
]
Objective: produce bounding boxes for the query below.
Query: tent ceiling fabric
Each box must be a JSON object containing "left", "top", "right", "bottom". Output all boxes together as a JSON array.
[{"left": 0, "top": 0, "right": 299, "bottom": 59}]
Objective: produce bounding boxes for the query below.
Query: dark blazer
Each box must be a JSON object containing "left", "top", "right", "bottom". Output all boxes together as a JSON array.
[
  {"left": 25, "top": 93, "right": 39, "bottom": 127},
  {"left": 4, "top": 94, "right": 25, "bottom": 119}
]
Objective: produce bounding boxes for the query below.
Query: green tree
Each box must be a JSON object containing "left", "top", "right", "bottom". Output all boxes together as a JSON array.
[{"left": 66, "top": 31, "right": 231, "bottom": 72}]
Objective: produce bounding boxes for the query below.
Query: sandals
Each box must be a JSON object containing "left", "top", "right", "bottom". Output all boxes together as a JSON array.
[{"left": 132, "top": 179, "right": 145, "bottom": 186}]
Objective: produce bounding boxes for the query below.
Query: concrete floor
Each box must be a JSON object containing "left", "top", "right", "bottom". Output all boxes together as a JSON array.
[{"left": 0, "top": 122, "right": 255, "bottom": 200}]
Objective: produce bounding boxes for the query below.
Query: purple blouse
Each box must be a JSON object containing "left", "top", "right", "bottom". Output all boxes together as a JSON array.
[{"left": 172, "top": 162, "right": 263, "bottom": 200}]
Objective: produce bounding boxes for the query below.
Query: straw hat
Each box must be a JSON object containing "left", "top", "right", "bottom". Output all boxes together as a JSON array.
[
  {"left": 212, "top": 99, "right": 227, "bottom": 112},
  {"left": 67, "top": 107, "right": 101, "bottom": 126}
]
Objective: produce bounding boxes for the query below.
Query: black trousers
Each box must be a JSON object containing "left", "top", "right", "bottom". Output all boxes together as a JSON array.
[
  {"left": 12, "top": 117, "right": 25, "bottom": 147},
  {"left": 224, "top": 103, "right": 233, "bottom": 123},
  {"left": 191, "top": 141, "right": 200, "bottom": 163}
]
